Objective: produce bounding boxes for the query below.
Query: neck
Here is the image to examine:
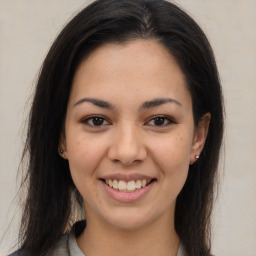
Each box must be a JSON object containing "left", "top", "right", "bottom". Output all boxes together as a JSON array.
[{"left": 77, "top": 210, "right": 180, "bottom": 256}]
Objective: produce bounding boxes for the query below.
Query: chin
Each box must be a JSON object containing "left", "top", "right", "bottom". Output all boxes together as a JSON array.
[
  {"left": 109, "top": 217, "right": 149, "bottom": 231},
  {"left": 100, "top": 207, "right": 158, "bottom": 231}
]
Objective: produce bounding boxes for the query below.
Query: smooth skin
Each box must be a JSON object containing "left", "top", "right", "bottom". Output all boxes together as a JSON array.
[{"left": 60, "top": 39, "right": 210, "bottom": 256}]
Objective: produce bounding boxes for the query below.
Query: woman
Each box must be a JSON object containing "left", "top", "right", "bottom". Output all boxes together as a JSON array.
[{"left": 9, "top": 0, "right": 224, "bottom": 255}]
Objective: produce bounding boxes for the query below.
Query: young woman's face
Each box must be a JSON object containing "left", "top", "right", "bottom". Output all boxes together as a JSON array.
[{"left": 62, "top": 40, "right": 209, "bottom": 230}]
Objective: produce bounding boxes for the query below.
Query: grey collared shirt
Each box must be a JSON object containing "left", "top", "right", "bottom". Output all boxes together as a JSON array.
[
  {"left": 9, "top": 231, "right": 186, "bottom": 256},
  {"left": 53, "top": 231, "right": 186, "bottom": 256}
]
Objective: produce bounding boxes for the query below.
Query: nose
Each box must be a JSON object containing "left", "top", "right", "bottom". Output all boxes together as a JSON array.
[{"left": 107, "top": 123, "right": 147, "bottom": 166}]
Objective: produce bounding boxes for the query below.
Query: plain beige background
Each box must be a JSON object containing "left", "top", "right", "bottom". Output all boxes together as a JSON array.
[{"left": 0, "top": 0, "right": 255, "bottom": 255}]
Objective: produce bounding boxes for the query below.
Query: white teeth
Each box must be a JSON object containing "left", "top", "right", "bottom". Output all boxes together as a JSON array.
[
  {"left": 104, "top": 178, "right": 152, "bottom": 192},
  {"left": 127, "top": 181, "right": 136, "bottom": 191},
  {"left": 113, "top": 180, "right": 118, "bottom": 189},
  {"left": 108, "top": 179, "right": 113, "bottom": 187},
  {"left": 118, "top": 180, "right": 126, "bottom": 191},
  {"left": 135, "top": 180, "right": 141, "bottom": 189},
  {"left": 142, "top": 179, "right": 147, "bottom": 187}
]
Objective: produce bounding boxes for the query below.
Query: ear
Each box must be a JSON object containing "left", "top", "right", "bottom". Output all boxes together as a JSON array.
[
  {"left": 58, "top": 132, "right": 68, "bottom": 160},
  {"left": 190, "top": 113, "right": 211, "bottom": 164}
]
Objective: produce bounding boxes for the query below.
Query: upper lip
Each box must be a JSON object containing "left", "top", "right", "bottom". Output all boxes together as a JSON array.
[{"left": 100, "top": 173, "right": 155, "bottom": 182}]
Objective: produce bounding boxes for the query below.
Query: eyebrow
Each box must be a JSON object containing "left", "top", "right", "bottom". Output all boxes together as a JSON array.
[
  {"left": 140, "top": 98, "right": 182, "bottom": 109},
  {"left": 73, "top": 98, "right": 114, "bottom": 109},
  {"left": 73, "top": 97, "right": 182, "bottom": 109}
]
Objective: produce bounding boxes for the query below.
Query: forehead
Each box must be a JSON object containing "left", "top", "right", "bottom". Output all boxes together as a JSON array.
[{"left": 70, "top": 39, "right": 191, "bottom": 110}]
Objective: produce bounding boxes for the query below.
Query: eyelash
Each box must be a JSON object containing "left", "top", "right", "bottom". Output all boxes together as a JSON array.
[
  {"left": 81, "top": 115, "right": 111, "bottom": 127},
  {"left": 145, "top": 115, "right": 176, "bottom": 127},
  {"left": 81, "top": 115, "right": 175, "bottom": 128}
]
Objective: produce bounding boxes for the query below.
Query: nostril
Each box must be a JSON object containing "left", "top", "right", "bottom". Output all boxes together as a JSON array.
[{"left": 107, "top": 138, "right": 147, "bottom": 165}]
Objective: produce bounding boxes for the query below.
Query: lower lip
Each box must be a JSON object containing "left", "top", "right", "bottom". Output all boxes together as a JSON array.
[{"left": 101, "top": 180, "right": 155, "bottom": 203}]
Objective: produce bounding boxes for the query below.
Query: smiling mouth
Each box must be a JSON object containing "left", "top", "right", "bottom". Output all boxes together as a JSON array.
[{"left": 100, "top": 178, "right": 157, "bottom": 192}]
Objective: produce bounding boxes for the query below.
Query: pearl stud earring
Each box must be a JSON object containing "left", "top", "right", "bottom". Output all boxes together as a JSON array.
[{"left": 59, "top": 150, "right": 65, "bottom": 157}]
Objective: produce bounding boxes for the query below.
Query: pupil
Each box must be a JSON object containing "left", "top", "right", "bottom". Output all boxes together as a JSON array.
[
  {"left": 154, "top": 117, "right": 165, "bottom": 126},
  {"left": 93, "top": 117, "right": 104, "bottom": 126}
]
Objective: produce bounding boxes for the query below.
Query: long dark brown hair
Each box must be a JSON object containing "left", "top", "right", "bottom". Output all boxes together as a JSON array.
[{"left": 15, "top": 0, "right": 224, "bottom": 255}]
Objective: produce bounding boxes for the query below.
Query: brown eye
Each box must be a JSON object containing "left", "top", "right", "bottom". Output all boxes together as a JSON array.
[
  {"left": 146, "top": 115, "right": 174, "bottom": 127},
  {"left": 153, "top": 117, "right": 166, "bottom": 126},
  {"left": 91, "top": 117, "right": 104, "bottom": 126},
  {"left": 82, "top": 116, "right": 110, "bottom": 127}
]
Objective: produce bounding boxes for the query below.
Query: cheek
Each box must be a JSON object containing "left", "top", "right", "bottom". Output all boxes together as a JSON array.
[
  {"left": 151, "top": 132, "right": 193, "bottom": 172},
  {"left": 66, "top": 133, "right": 107, "bottom": 176},
  {"left": 152, "top": 134, "right": 192, "bottom": 202},
  {"left": 66, "top": 134, "right": 107, "bottom": 205}
]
